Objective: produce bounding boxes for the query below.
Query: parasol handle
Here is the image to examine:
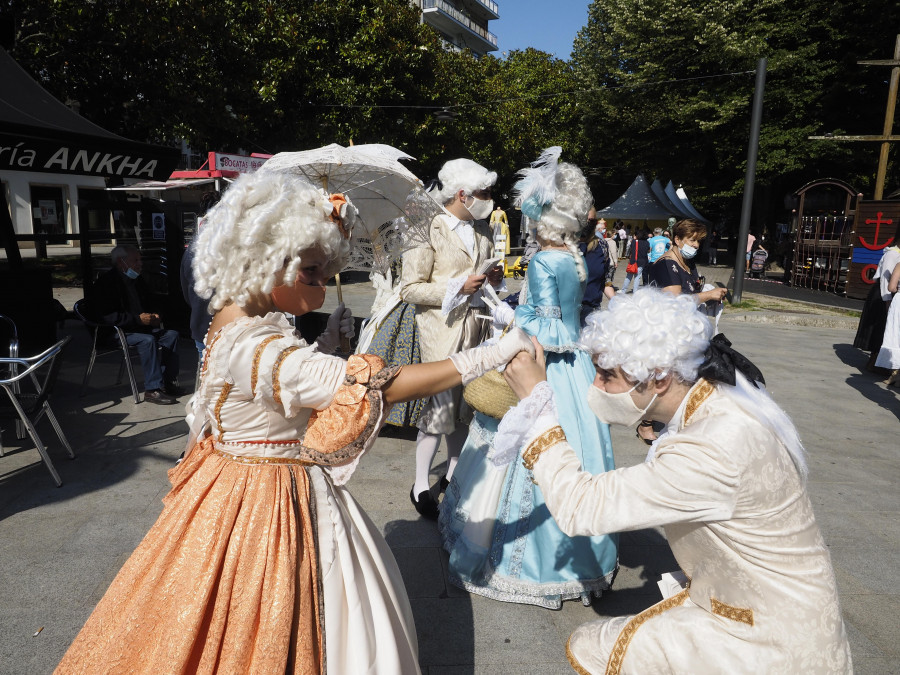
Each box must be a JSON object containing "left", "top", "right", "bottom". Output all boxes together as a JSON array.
[{"left": 335, "top": 272, "right": 352, "bottom": 353}]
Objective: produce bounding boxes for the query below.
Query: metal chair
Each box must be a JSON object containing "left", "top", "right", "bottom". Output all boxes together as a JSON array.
[
  {"left": 0, "top": 313, "right": 29, "bottom": 453},
  {"left": 73, "top": 299, "right": 141, "bottom": 404},
  {"left": 0, "top": 336, "right": 75, "bottom": 487}
]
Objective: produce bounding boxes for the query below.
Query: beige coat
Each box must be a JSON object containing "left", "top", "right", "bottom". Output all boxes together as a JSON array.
[
  {"left": 399, "top": 213, "right": 494, "bottom": 364},
  {"left": 532, "top": 380, "right": 852, "bottom": 674}
]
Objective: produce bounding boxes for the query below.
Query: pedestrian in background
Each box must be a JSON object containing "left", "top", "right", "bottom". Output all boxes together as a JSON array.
[
  {"left": 854, "top": 225, "right": 900, "bottom": 373},
  {"left": 620, "top": 229, "right": 649, "bottom": 294},
  {"left": 706, "top": 228, "right": 719, "bottom": 265}
]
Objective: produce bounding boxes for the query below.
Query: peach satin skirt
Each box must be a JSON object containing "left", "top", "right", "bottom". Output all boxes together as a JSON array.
[{"left": 55, "top": 438, "right": 420, "bottom": 674}]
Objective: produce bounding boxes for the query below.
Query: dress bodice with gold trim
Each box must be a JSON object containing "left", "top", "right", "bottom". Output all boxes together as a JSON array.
[{"left": 193, "top": 313, "right": 394, "bottom": 485}]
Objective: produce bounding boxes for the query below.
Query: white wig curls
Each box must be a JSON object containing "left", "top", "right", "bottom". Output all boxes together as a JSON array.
[
  {"left": 192, "top": 171, "right": 354, "bottom": 311},
  {"left": 580, "top": 289, "right": 712, "bottom": 384},
  {"left": 514, "top": 149, "right": 593, "bottom": 281},
  {"left": 426, "top": 158, "right": 497, "bottom": 205},
  {"left": 581, "top": 289, "right": 808, "bottom": 480}
]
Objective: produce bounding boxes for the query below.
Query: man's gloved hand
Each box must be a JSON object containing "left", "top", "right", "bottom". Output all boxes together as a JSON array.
[
  {"left": 316, "top": 303, "right": 354, "bottom": 354},
  {"left": 449, "top": 327, "right": 535, "bottom": 385}
]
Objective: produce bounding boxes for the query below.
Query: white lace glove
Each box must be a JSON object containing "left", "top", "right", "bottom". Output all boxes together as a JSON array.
[
  {"left": 316, "top": 303, "right": 354, "bottom": 354},
  {"left": 449, "top": 327, "right": 534, "bottom": 385}
]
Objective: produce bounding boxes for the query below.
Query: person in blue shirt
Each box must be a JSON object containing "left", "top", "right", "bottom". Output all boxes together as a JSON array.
[{"left": 647, "top": 227, "right": 670, "bottom": 263}]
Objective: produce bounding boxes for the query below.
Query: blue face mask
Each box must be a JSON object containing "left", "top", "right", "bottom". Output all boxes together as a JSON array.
[
  {"left": 680, "top": 244, "right": 698, "bottom": 259},
  {"left": 124, "top": 267, "right": 140, "bottom": 280}
]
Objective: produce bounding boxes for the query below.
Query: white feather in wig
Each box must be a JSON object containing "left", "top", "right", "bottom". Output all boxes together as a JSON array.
[
  {"left": 513, "top": 147, "right": 593, "bottom": 281},
  {"left": 513, "top": 146, "right": 563, "bottom": 221}
]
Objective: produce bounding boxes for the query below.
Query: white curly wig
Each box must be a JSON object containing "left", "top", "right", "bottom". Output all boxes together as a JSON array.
[
  {"left": 581, "top": 289, "right": 711, "bottom": 384},
  {"left": 426, "top": 158, "right": 497, "bottom": 205},
  {"left": 513, "top": 149, "right": 593, "bottom": 281},
  {"left": 581, "top": 289, "right": 808, "bottom": 479},
  {"left": 192, "top": 170, "right": 355, "bottom": 311}
]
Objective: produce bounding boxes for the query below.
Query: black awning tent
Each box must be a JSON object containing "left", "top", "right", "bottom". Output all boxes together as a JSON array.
[
  {"left": 596, "top": 174, "right": 677, "bottom": 221},
  {"left": 0, "top": 48, "right": 179, "bottom": 181},
  {"left": 665, "top": 181, "right": 710, "bottom": 225},
  {"left": 650, "top": 178, "right": 693, "bottom": 220},
  {"left": 1, "top": 47, "right": 181, "bottom": 267}
]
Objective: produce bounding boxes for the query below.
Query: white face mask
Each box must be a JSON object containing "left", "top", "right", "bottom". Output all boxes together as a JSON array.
[
  {"left": 586, "top": 382, "right": 657, "bottom": 427},
  {"left": 680, "top": 244, "right": 698, "bottom": 259},
  {"left": 464, "top": 195, "right": 494, "bottom": 221}
]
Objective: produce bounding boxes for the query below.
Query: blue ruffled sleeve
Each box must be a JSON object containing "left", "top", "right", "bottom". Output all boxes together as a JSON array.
[{"left": 514, "top": 254, "right": 581, "bottom": 348}]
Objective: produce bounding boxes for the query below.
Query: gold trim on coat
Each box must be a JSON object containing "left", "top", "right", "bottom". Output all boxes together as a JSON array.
[
  {"left": 682, "top": 379, "right": 715, "bottom": 427},
  {"left": 522, "top": 425, "right": 567, "bottom": 473},
  {"left": 604, "top": 589, "right": 690, "bottom": 675},
  {"left": 710, "top": 597, "right": 754, "bottom": 626}
]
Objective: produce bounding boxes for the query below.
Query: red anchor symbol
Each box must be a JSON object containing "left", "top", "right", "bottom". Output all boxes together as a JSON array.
[{"left": 860, "top": 212, "right": 895, "bottom": 250}]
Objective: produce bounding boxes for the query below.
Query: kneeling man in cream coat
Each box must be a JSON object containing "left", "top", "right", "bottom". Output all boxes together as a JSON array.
[{"left": 498, "top": 289, "right": 852, "bottom": 674}]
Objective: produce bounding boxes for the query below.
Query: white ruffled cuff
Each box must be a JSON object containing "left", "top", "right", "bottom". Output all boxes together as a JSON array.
[
  {"left": 442, "top": 274, "right": 469, "bottom": 315},
  {"left": 491, "top": 381, "right": 559, "bottom": 467}
]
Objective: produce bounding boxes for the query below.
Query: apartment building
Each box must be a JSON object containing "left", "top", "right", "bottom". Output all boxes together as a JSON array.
[{"left": 412, "top": 0, "right": 499, "bottom": 56}]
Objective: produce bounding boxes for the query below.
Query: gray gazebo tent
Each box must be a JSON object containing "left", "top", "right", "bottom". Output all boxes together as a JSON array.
[
  {"left": 650, "top": 178, "right": 693, "bottom": 220},
  {"left": 596, "top": 174, "right": 678, "bottom": 221},
  {"left": 665, "top": 181, "right": 710, "bottom": 225}
]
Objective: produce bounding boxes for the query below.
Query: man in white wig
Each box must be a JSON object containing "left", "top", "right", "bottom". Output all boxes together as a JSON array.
[
  {"left": 498, "top": 289, "right": 852, "bottom": 674},
  {"left": 400, "top": 158, "right": 502, "bottom": 518}
]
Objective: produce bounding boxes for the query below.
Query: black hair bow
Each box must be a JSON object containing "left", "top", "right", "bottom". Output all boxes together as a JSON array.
[
  {"left": 697, "top": 334, "right": 765, "bottom": 388},
  {"left": 425, "top": 178, "right": 443, "bottom": 192}
]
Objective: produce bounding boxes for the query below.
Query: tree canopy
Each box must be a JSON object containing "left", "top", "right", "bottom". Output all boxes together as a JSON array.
[
  {"left": 4, "top": 0, "right": 898, "bottom": 230},
  {"left": 572, "top": 0, "right": 900, "bottom": 225}
]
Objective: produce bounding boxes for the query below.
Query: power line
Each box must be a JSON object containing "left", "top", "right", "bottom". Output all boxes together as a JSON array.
[{"left": 311, "top": 70, "right": 755, "bottom": 111}]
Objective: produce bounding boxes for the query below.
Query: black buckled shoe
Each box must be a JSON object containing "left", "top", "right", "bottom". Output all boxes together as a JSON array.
[
  {"left": 410, "top": 486, "right": 440, "bottom": 520},
  {"left": 438, "top": 475, "right": 450, "bottom": 493},
  {"left": 145, "top": 389, "right": 177, "bottom": 405}
]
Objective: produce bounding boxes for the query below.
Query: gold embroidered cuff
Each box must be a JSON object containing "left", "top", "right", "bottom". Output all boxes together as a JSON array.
[{"left": 522, "top": 425, "right": 567, "bottom": 471}]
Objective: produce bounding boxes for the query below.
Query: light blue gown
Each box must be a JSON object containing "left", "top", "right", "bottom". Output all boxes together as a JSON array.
[{"left": 439, "top": 251, "right": 618, "bottom": 609}]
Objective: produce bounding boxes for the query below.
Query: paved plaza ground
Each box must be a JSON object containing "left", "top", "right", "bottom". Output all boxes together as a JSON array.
[{"left": 0, "top": 266, "right": 897, "bottom": 674}]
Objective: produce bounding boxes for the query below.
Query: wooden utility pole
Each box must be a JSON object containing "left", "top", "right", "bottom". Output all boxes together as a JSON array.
[{"left": 809, "top": 34, "right": 900, "bottom": 200}]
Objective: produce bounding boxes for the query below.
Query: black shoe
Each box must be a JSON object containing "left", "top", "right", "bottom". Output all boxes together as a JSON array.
[
  {"left": 437, "top": 475, "right": 450, "bottom": 493},
  {"left": 410, "top": 486, "right": 440, "bottom": 520},
  {"left": 164, "top": 380, "right": 185, "bottom": 397},
  {"left": 145, "top": 389, "right": 177, "bottom": 405}
]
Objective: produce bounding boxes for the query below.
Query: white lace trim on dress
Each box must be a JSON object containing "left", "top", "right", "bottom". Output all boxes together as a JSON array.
[{"left": 491, "top": 381, "right": 559, "bottom": 467}]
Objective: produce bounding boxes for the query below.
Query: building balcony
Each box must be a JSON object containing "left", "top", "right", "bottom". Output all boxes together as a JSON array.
[
  {"left": 462, "top": 0, "right": 499, "bottom": 21},
  {"left": 420, "top": 0, "right": 498, "bottom": 54}
]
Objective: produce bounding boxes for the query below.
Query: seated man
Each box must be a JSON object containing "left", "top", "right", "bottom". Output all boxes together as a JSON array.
[
  {"left": 500, "top": 289, "right": 851, "bottom": 674},
  {"left": 88, "top": 245, "right": 181, "bottom": 405}
]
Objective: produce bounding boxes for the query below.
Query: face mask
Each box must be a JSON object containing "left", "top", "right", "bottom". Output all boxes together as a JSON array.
[
  {"left": 271, "top": 278, "right": 326, "bottom": 316},
  {"left": 680, "top": 244, "right": 698, "bottom": 259},
  {"left": 586, "top": 382, "right": 657, "bottom": 427},
  {"left": 124, "top": 267, "right": 140, "bottom": 280},
  {"left": 464, "top": 196, "right": 494, "bottom": 221}
]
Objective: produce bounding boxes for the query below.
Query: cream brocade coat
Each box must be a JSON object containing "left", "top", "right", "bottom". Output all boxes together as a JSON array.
[
  {"left": 530, "top": 380, "right": 852, "bottom": 674},
  {"left": 399, "top": 212, "right": 494, "bottom": 364}
]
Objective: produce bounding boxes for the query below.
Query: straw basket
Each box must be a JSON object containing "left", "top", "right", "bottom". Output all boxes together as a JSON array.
[{"left": 463, "top": 368, "right": 519, "bottom": 419}]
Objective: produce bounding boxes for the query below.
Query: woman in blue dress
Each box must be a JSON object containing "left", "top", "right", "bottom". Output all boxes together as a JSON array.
[{"left": 439, "top": 149, "right": 618, "bottom": 608}]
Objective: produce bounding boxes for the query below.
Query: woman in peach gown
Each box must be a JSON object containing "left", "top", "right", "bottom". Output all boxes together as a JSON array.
[{"left": 55, "top": 170, "right": 531, "bottom": 675}]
